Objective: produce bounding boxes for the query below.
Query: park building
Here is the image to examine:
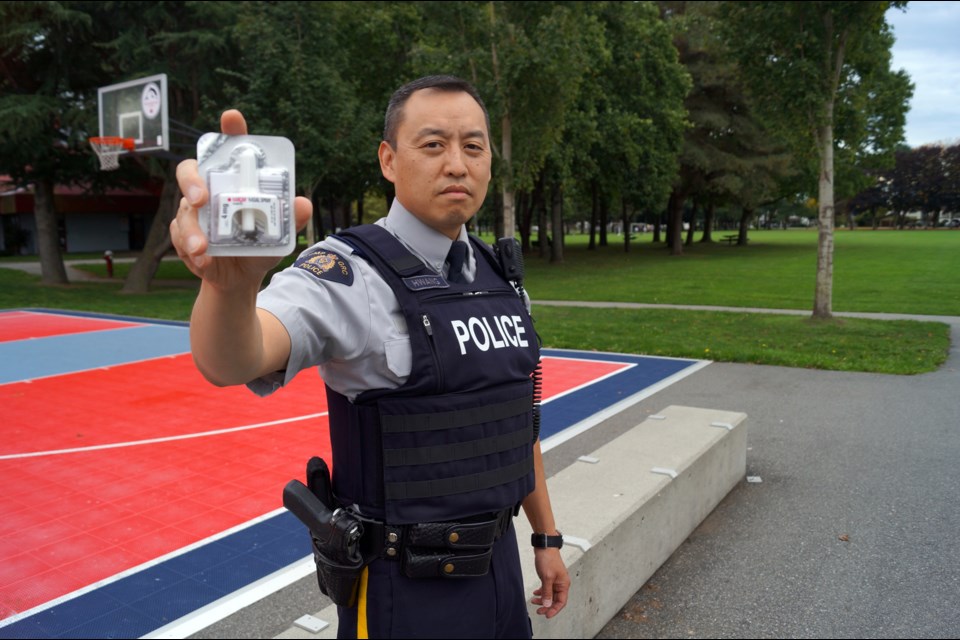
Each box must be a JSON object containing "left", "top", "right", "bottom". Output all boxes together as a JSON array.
[{"left": 0, "top": 177, "right": 160, "bottom": 256}]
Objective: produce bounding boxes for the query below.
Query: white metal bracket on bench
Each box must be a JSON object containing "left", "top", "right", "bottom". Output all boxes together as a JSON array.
[{"left": 650, "top": 466, "right": 678, "bottom": 479}]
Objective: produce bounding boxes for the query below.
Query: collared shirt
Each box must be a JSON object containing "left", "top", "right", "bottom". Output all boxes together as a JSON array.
[{"left": 248, "top": 199, "right": 476, "bottom": 401}]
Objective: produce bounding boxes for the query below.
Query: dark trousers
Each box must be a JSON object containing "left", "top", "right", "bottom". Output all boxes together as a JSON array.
[{"left": 337, "top": 521, "right": 531, "bottom": 639}]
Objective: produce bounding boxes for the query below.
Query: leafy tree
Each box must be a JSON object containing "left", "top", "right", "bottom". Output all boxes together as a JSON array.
[
  {"left": 722, "top": 1, "right": 912, "bottom": 318},
  {"left": 846, "top": 175, "right": 889, "bottom": 228},
  {"left": 0, "top": 1, "right": 103, "bottom": 284},
  {"left": 91, "top": 1, "right": 241, "bottom": 293},
  {"left": 881, "top": 145, "right": 952, "bottom": 228},
  {"left": 660, "top": 1, "right": 791, "bottom": 253},
  {"left": 941, "top": 143, "right": 960, "bottom": 218},
  {"left": 589, "top": 1, "right": 689, "bottom": 254},
  {"left": 226, "top": 3, "right": 369, "bottom": 232},
  {"left": 410, "top": 2, "right": 606, "bottom": 245}
]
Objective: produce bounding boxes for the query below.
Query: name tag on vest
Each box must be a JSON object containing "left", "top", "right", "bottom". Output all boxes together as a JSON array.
[{"left": 403, "top": 275, "right": 449, "bottom": 291}]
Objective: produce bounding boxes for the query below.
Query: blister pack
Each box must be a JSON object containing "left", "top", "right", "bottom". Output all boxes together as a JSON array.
[{"left": 197, "top": 133, "right": 296, "bottom": 256}]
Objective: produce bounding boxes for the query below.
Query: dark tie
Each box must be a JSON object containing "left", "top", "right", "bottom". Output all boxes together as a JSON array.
[{"left": 446, "top": 241, "right": 467, "bottom": 283}]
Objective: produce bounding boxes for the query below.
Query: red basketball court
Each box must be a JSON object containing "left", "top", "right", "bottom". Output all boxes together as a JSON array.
[{"left": 0, "top": 309, "right": 704, "bottom": 638}]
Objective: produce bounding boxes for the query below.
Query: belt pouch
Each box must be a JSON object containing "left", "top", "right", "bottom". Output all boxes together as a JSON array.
[
  {"left": 312, "top": 536, "right": 364, "bottom": 607},
  {"left": 401, "top": 546, "right": 494, "bottom": 579},
  {"left": 406, "top": 519, "right": 499, "bottom": 549}
]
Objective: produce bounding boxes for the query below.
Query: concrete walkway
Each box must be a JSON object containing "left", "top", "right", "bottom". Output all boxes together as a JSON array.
[
  {"left": 1, "top": 255, "right": 197, "bottom": 288},
  {"left": 1, "top": 256, "right": 146, "bottom": 282}
]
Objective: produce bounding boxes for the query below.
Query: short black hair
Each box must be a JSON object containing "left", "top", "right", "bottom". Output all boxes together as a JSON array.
[{"left": 383, "top": 75, "right": 491, "bottom": 148}]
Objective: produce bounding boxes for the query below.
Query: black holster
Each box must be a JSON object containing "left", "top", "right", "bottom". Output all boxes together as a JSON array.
[
  {"left": 288, "top": 457, "right": 367, "bottom": 607},
  {"left": 311, "top": 535, "right": 365, "bottom": 607}
]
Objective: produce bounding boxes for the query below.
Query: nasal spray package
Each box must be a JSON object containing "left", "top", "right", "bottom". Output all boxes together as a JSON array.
[{"left": 197, "top": 133, "right": 296, "bottom": 256}]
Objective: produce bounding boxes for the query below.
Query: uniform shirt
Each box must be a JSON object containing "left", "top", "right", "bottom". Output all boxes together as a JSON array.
[{"left": 248, "top": 199, "right": 478, "bottom": 401}]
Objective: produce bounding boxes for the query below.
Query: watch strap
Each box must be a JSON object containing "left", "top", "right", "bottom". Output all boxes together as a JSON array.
[{"left": 531, "top": 531, "right": 563, "bottom": 549}]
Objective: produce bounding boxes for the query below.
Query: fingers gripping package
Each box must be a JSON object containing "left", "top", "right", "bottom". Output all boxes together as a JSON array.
[{"left": 197, "top": 133, "right": 296, "bottom": 256}]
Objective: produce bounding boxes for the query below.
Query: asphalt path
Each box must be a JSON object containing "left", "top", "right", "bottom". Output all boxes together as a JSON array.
[{"left": 584, "top": 305, "right": 960, "bottom": 640}]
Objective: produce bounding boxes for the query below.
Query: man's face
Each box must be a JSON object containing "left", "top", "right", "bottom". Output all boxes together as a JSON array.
[{"left": 379, "top": 89, "right": 492, "bottom": 239}]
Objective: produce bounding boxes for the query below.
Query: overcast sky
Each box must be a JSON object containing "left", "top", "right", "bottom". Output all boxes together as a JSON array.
[{"left": 887, "top": 1, "right": 960, "bottom": 147}]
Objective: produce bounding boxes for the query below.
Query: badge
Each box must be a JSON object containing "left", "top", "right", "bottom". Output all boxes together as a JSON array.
[{"left": 294, "top": 248, "right": 353, "bottom": 285}]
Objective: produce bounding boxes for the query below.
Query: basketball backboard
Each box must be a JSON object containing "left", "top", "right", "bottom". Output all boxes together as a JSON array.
[{"left": 97, "top": 73, "right": 169, "bottom": 154}]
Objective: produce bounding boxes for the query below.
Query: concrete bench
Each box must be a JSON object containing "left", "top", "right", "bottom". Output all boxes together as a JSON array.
[{"left": 276, "top": 405, "right": 747, "bottom": 639}]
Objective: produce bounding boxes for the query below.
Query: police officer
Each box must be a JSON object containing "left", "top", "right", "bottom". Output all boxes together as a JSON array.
[{"left": 170, "top": 75, "right": 570, "bottom": 638}]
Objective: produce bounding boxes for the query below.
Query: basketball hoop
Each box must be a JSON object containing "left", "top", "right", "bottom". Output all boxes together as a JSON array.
[{"left": 89, "top": 136, "right": 135, "bottom": 171}]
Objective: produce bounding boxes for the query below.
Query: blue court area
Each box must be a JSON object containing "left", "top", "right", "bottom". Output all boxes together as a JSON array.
[
  {"left": 538, "top": 349, "right": 708, "bottom": 448},
  {"left": 0, "top": 309, "right": 706, "bottom": 639},
  {"left": 0, "top": 324, "right": 189, "bottom": 384}
]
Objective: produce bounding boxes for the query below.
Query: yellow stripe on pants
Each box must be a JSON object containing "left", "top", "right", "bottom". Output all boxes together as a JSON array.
[{"left": 357, "top": 566, "right": 369, "bottom": 639}]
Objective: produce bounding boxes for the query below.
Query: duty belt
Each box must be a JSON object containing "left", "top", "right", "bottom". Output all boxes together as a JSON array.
[{"left": 355, "top": 507, "right": 515, "bottom": 578}]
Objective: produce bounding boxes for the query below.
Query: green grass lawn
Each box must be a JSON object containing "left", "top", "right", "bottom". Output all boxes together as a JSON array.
[
  {"left": 533, "top": 305, "right": 948, "bottom": 375},
  {"left": 517, "top": 229, "right": 960, "bottom": 316},
  {"left": 2, "top": 228, "right": 956, "bottom": 374}
]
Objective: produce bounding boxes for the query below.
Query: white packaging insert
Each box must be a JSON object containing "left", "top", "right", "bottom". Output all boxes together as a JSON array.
[{"left": 197, "top": 133, "right": 296, "bottom": 256}]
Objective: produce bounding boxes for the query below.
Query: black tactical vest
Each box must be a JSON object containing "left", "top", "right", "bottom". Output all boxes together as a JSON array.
[{"left": 327, "top": 225, "right": 540, "bottom": 525}]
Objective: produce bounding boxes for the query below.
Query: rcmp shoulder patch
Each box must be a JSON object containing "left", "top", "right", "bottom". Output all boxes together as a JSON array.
[{"left": 294, "top": 248, "right": 354, "bottom": 286}]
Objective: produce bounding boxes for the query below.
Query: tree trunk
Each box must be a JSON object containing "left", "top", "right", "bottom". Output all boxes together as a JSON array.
[
  {"left": 492, "top": 189, "right": 504, "bottom": 240},
  {"left": 738, "top": 208, "right": 752, "bottom": 245},
  {"left": 599, "top": 194, "right": 608, "bottom": 247},
  {"left": 813, "top": 120, "right": 835, "bottom": 319},
  {"left": 588, "top": 181, "right": 598, "bottom": 250},
  {"left": 685, "top": 200, "right": 697, "bottom": 246},
  {"left": 490, "top": 4, "right": 514, "bottom": 238},
  {"left": 311, "top": 184, "right": 327, "bottom": 242},
  {"left": 521, "top": 182, "right": 536, "bottom": 252},
  {"left": 622, "top": 197, "right": 631, "bottom": 253},
  {"left": 668, "top": 191, "right": 684, "bottom": 256},
  {"left": 812, "top": 14, "right": 846, "bottom": 319},
  {"left": 500, "top": 112, "right": 516, "bottom": 237},
  {"left": 701, "top": 202, "right": 715, "bottom": 242},
  {"left": 33, "top": 177, "right": 68, "bottom": 285},
  {"left": 516, "top": 191, "right": 529, "bottom": 247},
  {"left": 538, "top": 199, "right": 548, "bottom": 260},
  {"left": 550, "top": 183, "right": 563, "bottom": 264},
  {"left": 122, "top": 163, "right": 179, "bottom": 293}
]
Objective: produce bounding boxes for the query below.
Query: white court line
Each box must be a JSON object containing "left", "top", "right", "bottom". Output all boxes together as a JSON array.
[
  {"left": 0, "top": 309, "right": 145, "bottom": 332},
  {"left": 0, "top": 507, "right": 294, "bottom": 630},
  {"left": 142, "top": 557, "right": 317, "bottom": 639},
  {"left": 1, "top": 331, "right": 190, "bottom": 387},
  {"left": 0, "top": 413, "right": 328, "bottom": 460},
  {"left": 540, "top": 362, "right": 636, "bottom": 405},
  {"left": 541, "top": 359, "right": 712, "bottom": 452},
  {"left": 0, "top": 310, "right": 41, "bottom": 320}
]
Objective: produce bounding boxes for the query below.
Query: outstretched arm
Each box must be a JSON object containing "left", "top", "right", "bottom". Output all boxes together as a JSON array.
[{"left": 169, "top": 110, "right": 312, "bottom": 385}]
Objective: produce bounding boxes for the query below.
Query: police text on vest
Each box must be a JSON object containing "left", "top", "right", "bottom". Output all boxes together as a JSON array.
[{"left": 451, "top": 315, "right": 529, "bottom": 355}]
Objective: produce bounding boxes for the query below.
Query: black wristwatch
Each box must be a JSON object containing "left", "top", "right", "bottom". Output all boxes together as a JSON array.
[{"left": 531, "top": 531, "right": 563, "bottom": 549}]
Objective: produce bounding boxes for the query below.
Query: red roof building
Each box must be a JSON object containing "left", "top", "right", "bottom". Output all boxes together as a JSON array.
[{"left": 0, "top": 177, "right": 162, "bottom": 255}]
